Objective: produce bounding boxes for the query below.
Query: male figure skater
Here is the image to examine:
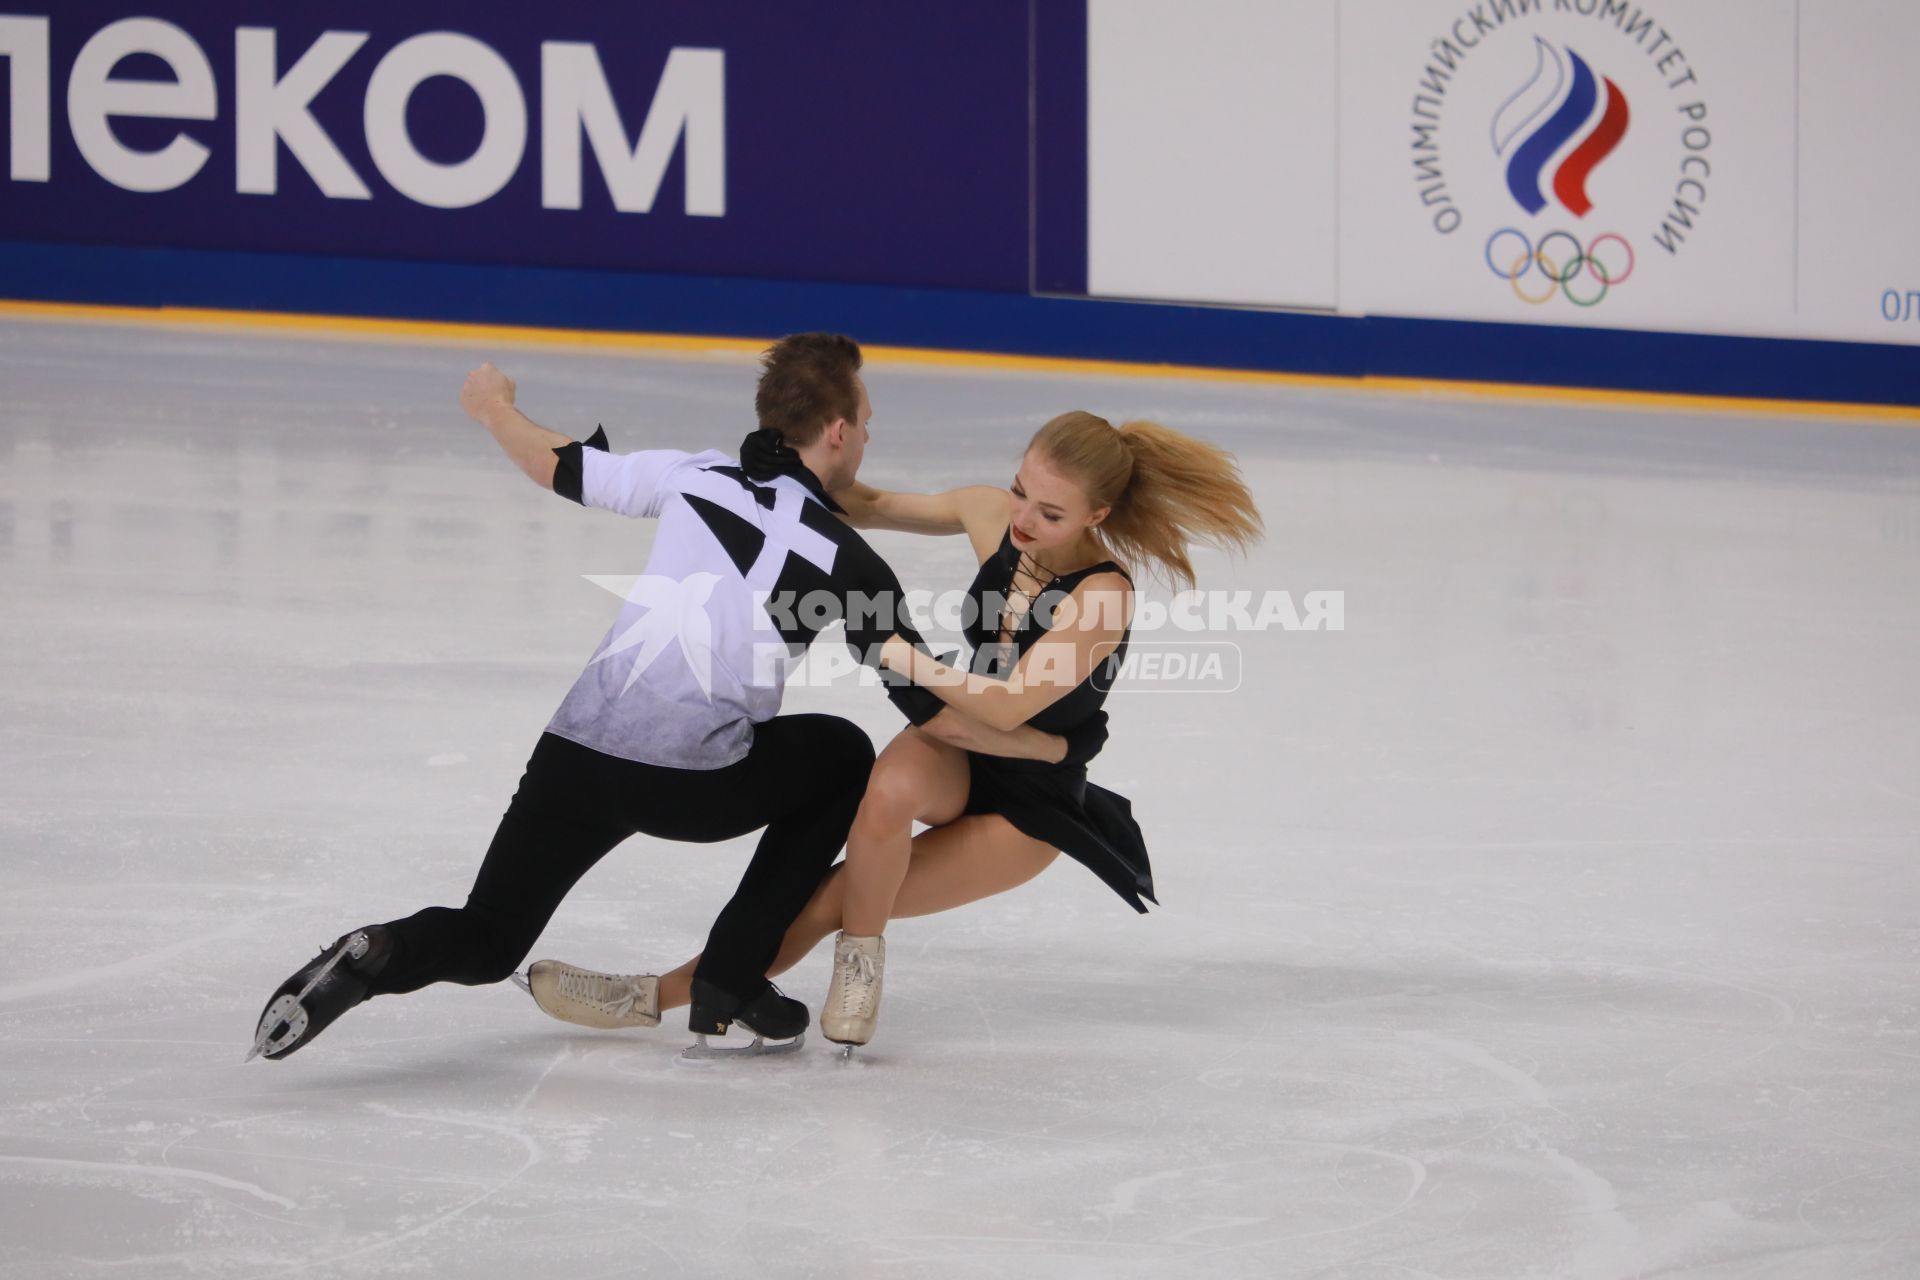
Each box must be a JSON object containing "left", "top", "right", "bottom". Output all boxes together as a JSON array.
[{"left": 248, "top": 333, "right": 1081, "bottom": 1060}]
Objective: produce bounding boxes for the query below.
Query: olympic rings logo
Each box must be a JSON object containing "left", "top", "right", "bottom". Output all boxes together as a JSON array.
[{"left": 1483, "top": 229, "right": 1635, "bottom": 307}]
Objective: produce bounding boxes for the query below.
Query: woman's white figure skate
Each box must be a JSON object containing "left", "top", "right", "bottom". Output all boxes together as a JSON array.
[
  {"left": 513, "top": 960, "right": 660, "bottom": 1029},
  {"left": 513, "top": 963, "right": 802, "bottom": 1060},
  {"left": 822, "top": 932, "right": 885, "bottom": 1060}
]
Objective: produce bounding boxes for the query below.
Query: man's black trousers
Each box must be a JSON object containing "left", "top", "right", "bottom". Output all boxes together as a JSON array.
[{"left": 367, "top": 714, "right": 875, "bottom": 1003}]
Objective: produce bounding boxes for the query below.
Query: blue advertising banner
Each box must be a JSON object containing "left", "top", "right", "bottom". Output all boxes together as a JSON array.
[
  {"left": 2, "top": 0, "right": 1909, "bottom": 407},
  {"left": 0, "top": 1, "right": 1033, "bottom": 291}
]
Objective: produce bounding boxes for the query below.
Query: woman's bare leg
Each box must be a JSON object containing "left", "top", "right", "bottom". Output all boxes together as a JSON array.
[
  {"left": 655, "top": 814, "right": 1057, "bottom": 1011},
  {"left": 656, "top": 867, "right": 846, "bottom": 1012},
  {"left": 657, "top": 728, "right": 967, "bottom": 1008},
  {"left": 839, "top": 727, "right": 972, "bottom": 936}
]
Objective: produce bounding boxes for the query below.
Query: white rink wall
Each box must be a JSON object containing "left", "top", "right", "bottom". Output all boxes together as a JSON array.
[{"left": 1088, "top": 0, "right": 1920, "bottom": 347}]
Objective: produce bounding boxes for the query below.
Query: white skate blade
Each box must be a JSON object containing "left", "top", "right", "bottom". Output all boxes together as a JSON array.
[
  {"left": 825, "top": 1037, "right": 872, "bottom": 1063},
  {"left": 247, "top": 994, "right": 309, "bottom": 1062},
  {"left": 246, "top": 935, "right": 364, "bottom": 1062},
  {"left": 677, "top": 1031, "right": 804, "bottom": 1062},
  {"left": 508, "top": 971, "right": 532, "bottom": 996}
]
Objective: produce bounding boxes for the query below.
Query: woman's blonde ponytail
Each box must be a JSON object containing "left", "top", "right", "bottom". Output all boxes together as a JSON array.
[{"left": 1029, "top": 412, "right": 1262, "bottom": 589}]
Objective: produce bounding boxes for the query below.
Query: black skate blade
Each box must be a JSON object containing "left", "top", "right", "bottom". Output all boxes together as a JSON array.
[{"left": 677, "top": 1031, "right": 804, "bottom": 1062}]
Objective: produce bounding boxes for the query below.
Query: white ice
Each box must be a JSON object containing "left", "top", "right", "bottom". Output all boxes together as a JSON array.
[{"left": 1, "top": 315, "right": 1917, "bottom": 1279}]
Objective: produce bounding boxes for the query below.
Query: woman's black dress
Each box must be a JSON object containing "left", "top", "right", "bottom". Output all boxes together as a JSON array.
[{"left": 956, "top": 527, "right": 1156, "bottom": 912}]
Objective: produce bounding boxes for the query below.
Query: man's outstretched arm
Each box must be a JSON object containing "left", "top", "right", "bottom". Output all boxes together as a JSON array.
[{"left": 461, "top": 362, "right": 570, "bottom": 490}]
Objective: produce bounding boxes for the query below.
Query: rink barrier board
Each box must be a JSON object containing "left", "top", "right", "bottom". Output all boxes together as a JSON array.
[
  {"left": 6, "top": 295, "right": 1914, "bottom": 428},
  {"left": 8, "top": 4, "right": 1919, "bottom": 365},
  {"left": 0, "top": 242, "right": 1914, "bottom": 420}
]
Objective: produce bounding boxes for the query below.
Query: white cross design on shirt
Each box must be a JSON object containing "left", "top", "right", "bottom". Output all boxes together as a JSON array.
[{"left": 745, "top": 485, "right": 839, "bottom": 590}]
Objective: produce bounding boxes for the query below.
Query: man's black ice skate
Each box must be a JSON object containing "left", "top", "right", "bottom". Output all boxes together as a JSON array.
[
  {"left": 247, "top": 926, "right": 392, "bottom": 1061},
  {"left": 681, "top": 977, "right": 806, "bottom": 1060}
]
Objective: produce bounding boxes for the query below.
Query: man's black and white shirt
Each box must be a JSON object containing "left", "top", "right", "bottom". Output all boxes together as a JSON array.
[{"left": 544, "top": 429, "right": 941, "bottom": 769}]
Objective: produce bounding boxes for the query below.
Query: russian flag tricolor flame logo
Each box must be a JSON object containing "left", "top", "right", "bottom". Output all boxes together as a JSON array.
[{"left": 1491, "top": 37, "right": 1631, "bottom": 217}]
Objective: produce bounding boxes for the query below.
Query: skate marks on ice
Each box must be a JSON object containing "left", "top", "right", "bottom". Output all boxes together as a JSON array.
[
  {"left": 0, "top": 1153, "right": 298, "bottom": 1210},
  {"left": 4, "top": 320, "right": 1920, "bottom": 1277},
  {"left": 280, "top": 1043, "right": 643, "bottom": 1274},
  {"left": 963, "top": 935, "right": 1914, "bottom": 1280},
  {"left": 0, "top": 1043, "right": 635, "bottom": 1277},
  {"left": 1087, "top": 1144, "right": 1426, "bottom": 1245},
  {"left": 0, "top": 916, "right": 266, "bottom": 1008},
  {"left": 284, "top": 1102, "right": 546, "bottom": 1275}
]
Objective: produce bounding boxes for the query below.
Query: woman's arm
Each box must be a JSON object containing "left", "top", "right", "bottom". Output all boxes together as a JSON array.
[
  {"left": 880, "top": 573, "right": 1133, "bottom": 732},
  {"left": 833, "top": 483, "right": 1011, "bottom": 556},
  {"left": 917, "top": 708, "right": 1068, "bottom": 763}
]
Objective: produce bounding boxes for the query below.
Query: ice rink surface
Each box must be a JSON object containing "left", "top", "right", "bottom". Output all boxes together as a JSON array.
[{"left": 1, "top": 315, "right": 1916, "bottom": 1279}]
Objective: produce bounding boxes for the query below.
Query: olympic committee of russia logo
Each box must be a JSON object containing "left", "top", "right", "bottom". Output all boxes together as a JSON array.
[{"left": 1408, "top": 0, "right": 1713, "bottom": 310}]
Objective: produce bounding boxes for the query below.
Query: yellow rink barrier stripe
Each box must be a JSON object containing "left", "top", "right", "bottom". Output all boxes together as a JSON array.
[{"left": 1, "top": 296, "right": 1914, "bottom": 425}]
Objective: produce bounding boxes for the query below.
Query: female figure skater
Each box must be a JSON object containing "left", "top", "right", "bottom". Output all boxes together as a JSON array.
[{"left": 525, "top": 410, "right": 1261, "bottom": 1051}]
